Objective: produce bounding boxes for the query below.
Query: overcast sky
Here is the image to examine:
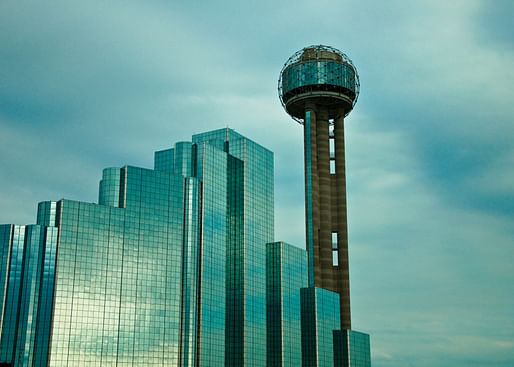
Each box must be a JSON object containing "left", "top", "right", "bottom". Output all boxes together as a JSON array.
[{"left": 1, "top": 1, "right": 513, "bottom": 366}]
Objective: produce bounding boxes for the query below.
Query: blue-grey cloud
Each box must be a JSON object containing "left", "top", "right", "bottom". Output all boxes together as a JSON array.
[{"left": 0, "top": 0, "right": 513, "bottom": 366}]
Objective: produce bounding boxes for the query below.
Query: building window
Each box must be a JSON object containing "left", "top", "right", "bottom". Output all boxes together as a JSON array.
[
  {"left": 329, "top": 134, "right": 335, "bottom": 174},
  {"left": 332, "top": 232, "right": 338, "bottom": 266}
]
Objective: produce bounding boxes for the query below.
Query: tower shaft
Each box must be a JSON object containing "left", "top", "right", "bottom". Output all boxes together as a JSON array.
[{"left": 304, "top": 106, "right": 351, "bottom": 330}]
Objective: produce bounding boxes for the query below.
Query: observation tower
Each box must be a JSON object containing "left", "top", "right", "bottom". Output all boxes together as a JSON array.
[{"left": 278, "top": 45, "right": 360, "bottom": 330}]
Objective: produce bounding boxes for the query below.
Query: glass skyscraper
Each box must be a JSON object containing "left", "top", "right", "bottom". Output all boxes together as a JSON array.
[
  {"left": 0, "top": 128, "right": 273, "bottom": 367},
  {"left": 0, "top": 127, "right": 368, "bottom": 367},
  {"left": 192, "top": 129, "right": 274, "bottom": 367},
  {"left": 300, "top": 287, "right": 341, "bottom": 367},
  {"left": 333, "top": 330, "right": 371, "bottom": 367},
  {"left": 266, "top": 242, "right": 308, "bottom": 367}
]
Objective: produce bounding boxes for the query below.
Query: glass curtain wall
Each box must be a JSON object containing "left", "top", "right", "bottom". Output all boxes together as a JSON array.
[
  {"left": 193, "top": 129, "right": 274, "bottom": 367},
  {"left": 266, "top": 242, "right": 308, "bottom": 367},
  {"left": 0, "top": 128, "right": 275, "bottom": 367}
]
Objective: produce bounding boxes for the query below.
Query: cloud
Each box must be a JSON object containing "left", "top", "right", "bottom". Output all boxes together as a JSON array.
[
  {"left": 348, "top": 114, "right": 514, "bottom": 367},
  {"left": 0, "top": 1, "right": 513, "bottom": 366}
]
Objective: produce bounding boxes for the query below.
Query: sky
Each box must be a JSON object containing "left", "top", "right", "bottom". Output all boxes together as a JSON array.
[{"left": 1, "top": 0, "right": 513, "bottom": 366}]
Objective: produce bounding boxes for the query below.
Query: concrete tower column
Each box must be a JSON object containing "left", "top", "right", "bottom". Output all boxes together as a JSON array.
[
  {"left": 315, "top": 108, "right": 333, "bottom": 290},
  {"left": 334, "top": 109, "right": 351, "bottom": 329},
  {"left": 304, "top": 103, "right": 320, "bottom": 287}
]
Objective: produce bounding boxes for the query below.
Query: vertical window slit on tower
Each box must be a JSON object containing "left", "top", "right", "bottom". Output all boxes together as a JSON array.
[
  {"left": 329, "top": 129, "right": 336, "bottom": 174},
  {"left": 332, "top": 232, "right": 339, "bottom": 266}
]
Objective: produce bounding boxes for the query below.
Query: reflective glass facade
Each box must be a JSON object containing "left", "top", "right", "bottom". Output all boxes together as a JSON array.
[
  {"left": 44, "top": 166, "right": 187, "bottom": 367},
  {"left": 0, "top": 223, "right": 57, "bottom": 367},
  {"left": 194, "top": 142, "right": 228, "bottom": 367},
  {"left": 193, "top": 129, "right": 274, "bottom": 367},
  {"left": 0, "top": 127, "right": 369, "bottom": 366},
  {"left": 266, "top": 242, "right": 308, "bottom": 367},
  {"left": 0, "top": 128, "right": 276, "bottom": 367},
  {"left": 0, "top": 224, "right": 26, "bottom": 364},
  {"left": 281, "top": 60, "right": 357, "bottom": 97},
  {"left": 333, "top": 330, "right": 371, "bottom": 367},
  {"left": 301, "top": 287, "right": 341, "bottom": 367}
]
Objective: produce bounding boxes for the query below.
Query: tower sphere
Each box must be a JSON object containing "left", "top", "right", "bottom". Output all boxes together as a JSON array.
[{"left": 278, "top": 45, "right": 360, "bottom": 123}]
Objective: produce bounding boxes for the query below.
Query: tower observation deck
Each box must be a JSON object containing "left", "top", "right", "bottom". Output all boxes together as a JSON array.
[{"left": 278, "top": 45, "right": 360, "bottom": 330}]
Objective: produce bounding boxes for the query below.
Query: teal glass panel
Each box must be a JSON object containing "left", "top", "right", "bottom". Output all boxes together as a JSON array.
[
  {"left": 13, "top": 225, "right": 45, "bottom": 367},
  {"left": 334, "top": 330, "right": 371, "bottom": 367},
  {"left": 0, "top": 224, "right": 15, "bottom": 363},
  {"left": 1, "top": 128, "right": 277, "bottom": 367},
  {"left": 33, "top": 225, "right": 58, "bottom": 367},
  {"left": 0, "top": 225, "right": 25, "bottom": 363},
  {"left": 266, "top": 242, "right": 308, "bottom": 367},
  {"left": 225, "top": 153, "right": 244, "bottom": 367},
  {"left": 154, "top": 148, "right": 175, "bottom": 172},
  {"left": 36, "top": 201, "right": 57, "bottom": 227},
  {"left": 194, "top": 142, "right": 227, "bottom": 366},
  {"left": 181, "top": 177, "right": 201, "bottom": 366},
  {"left": 99, "top": 167, "right": 121, "bottom": 207},
  {"left": 46, "top": 168, "right": 186, "bottom": 366},
  {"left": 266, "top": 243, "right": 282, "bottom": 367},
  {"left": 0, "top": 225, "right": 13, "bottom": 333},
  {"left": 192, "top": 128, "right": 231, "bottom": 152},
  {"left": 301, "top": 287, "right": 341, "bottom": 367},
  {"left": 0, "top": 223, "right": 56, "bottom": 367},
  {"left": 174, "top": 142, "right": 194, "bottom": 177},
  {"left": 282, "top": 60, "right": 356, "bottom": 94},
  {"left": 231, "top": 137, "right": 274, "bottom": 367},
  {"left": 193, "top": 128, "right": 274, "bottom": 367}
]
